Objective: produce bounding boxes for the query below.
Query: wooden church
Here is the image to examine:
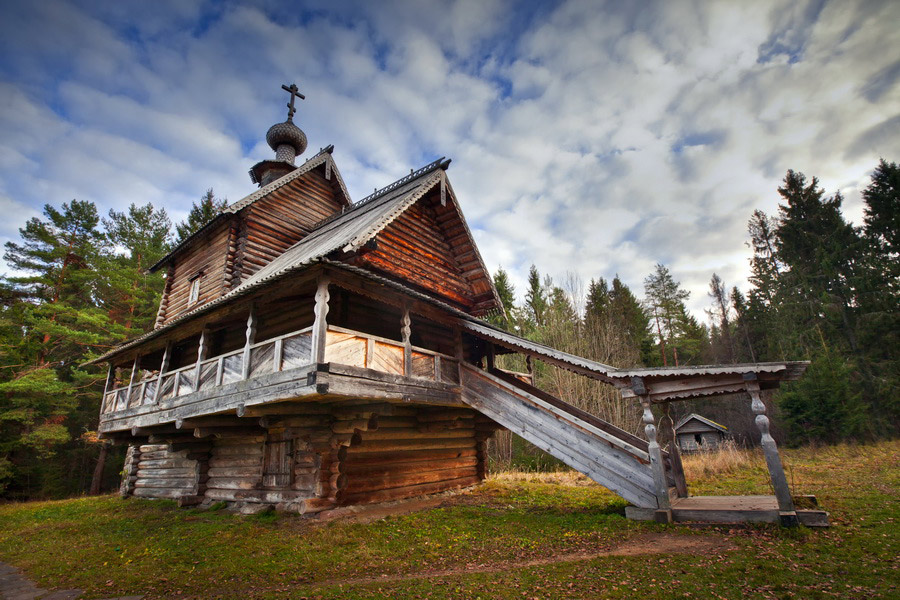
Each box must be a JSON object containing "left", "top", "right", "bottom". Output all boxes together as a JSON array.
[{"left": 92, "top": 84, "right": 826, "bottom": 526}]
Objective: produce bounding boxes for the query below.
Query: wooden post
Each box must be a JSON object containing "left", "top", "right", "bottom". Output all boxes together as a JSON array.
[
  {"left": 242, "top": 303, "right": 258, "bottom": 380},
  {"left": 745, "top": 374, "right": 797, "bottom": 525},
  {"left": 485, "top": 343, "right": 496, "bottom": 371},
  {"left": 193, "top": 328, "right": 209, "bottom": 392},
  {"left": 102, "top": 363, "right": 115, "bottom": 414},
  {"left": 401, "top": 305, "right": 412, "bottom": 376},
  {"left": 311, "top": 277, "right": 330, "bottom": 364},
  {"left": 273, "top": 338, "right": 283, "bottom": 372},
  {"left": 152, "top": 342, "right": 172, "bottom": 404},
  {"left": 635, "top": 377, "right": 670, "bottom": 519},
  {"left": 125, "top": 355, "right": 141, "bottom": 409},
  {"left": 661, "top": 402, "right": 688, "bottom": 498}
]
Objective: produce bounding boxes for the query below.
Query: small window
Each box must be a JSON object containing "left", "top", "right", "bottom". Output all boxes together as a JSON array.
[{"left": 189, "top": 278, "right": 201, "bottom": 305}]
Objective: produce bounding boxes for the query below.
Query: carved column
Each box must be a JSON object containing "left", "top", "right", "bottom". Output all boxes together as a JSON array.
[
  {"left": 634, "top": 377, "right": 671, "bottom": 519},
  {"left": 745, "top": 374, "right": 797, "bottom": 525},
  {"left": 242, "top": 304, "right": 258, "bottom": 380},
  {"left": 661, "top": 402, "right": 688, "bottom": 498},
  {"left": 193, "top": 328, "right": 209, "bottom": 392},
  {"left": 401, "top": 305, "right": 412, "bottom": 376},
  {"left": 311, "top": 277, "right": 331, "bottom": 364}
]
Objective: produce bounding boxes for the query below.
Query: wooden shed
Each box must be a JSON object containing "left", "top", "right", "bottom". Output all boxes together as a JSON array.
[
  {"left": 675, "top": 414, "right": 729, "bottom": 452},
  {"left": 89, "top": 84, "right": 826, "bottom": 526}
]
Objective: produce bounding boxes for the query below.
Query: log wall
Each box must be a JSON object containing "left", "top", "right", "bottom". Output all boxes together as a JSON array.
[
  {"left": 132, "top": 444, "right": 203, "bottom": 500},
  {"left": 359, "top": 193, "right": 475, "bottom": 310},
  {"left": 163, "top": 219, "right": 232, "bottom": 325},
  {"left": 337, "top": 406, "right": 485, "bottom": 505},
  {"left": 123, "top": 402, "right": 495, "bottom": 513}
]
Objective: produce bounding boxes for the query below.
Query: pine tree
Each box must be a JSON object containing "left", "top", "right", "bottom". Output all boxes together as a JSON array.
[
  {"left": 175, "top": 188, "right": 227, "bottom": 244},
  {"left": 706, "top": 273, "right": 735, "bottom": 363},
  {"left": 643, "top": 264, "right": 691, "bottom": 366},
  {"left": 101, "top": 203, "right": 172, "bottom": 333},
  {"left": 524, "top": 265, "right": 547, "bottom": 328},
  {"left": 489, "top": 267, "right": 517, "bottom": 331}
]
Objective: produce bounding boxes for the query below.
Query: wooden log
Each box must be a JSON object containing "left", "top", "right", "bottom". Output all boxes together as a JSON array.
[
  {"left": 168, "top": 442, "right": 214, "bottom": 453},
  {"left": 298, "top": 497, "right": 334, "bottom": 514},
  {"left": 204, "top": 477, "right": 260, "bottom": 490},
  {"left": 340, "top": 447, "right": 477, "bottom": 467},
  {"left": 332, "top": 416, "right": 377, "bottom": 434},
  {"left": 418, "top": 420, "right": 473, "bottom": 432},
  {"left": 371, "top": 417, "right": 419, "bottom": 429},
  {"left": 339, "top": 475, "right": 480, "bottom": 505},
  {"left": 259, "top": 415, "right": 331, "bottom": 428},
  {"left": 132, "top": 487, "right": 187, "bottom": 499},
  {"left": 346, "top": 438, "right": 475, "bottom": 453},
  {"left": 212, "top": 444, "right": 264, "bottom": 456},
  {"left": 207, "top": 466, "right": 265, "bottom": 478},
  {"left": 359, "top": 428, "right": 473, "bottom": 441},
  {"left": 135, "top": 458, "right": 197, "bottom": 469},
  {"left": 194, "top": 427, "right": 265, "bottom": 439},
  {"left": 347, "top": 466, "right": 479, "bottom": 494},
  {"left": 342, "top": 457, "right": 478, "bottom": 478},
  {"left": 330, "top": 403, "right": 413, "bottom": 419},
  {"left": 148, "top": 433, "right": 197, "bottom": 445},
  {"left": 176, "top": 416, "right": 251, "bottom": 430},
  {"left": 134, "top": 478, "right": 196, "bottom": 489},
  {"left": 209, "top": 456, "right": 264, "bottom": 468},
  {"left": 242, "top": 403, "right": 331, "bottom": 417},
  {"left": 204, "top": 488, "right": 309, "bottom": 503},
  {"left": 135, "top": 468, "right": 198, "bottom": 478},
  {"left": 415, "top": 409, "right": 474, "bottom": 422}
]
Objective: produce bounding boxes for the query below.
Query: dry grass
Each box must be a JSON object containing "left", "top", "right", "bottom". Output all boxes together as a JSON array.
[
  {"left": 680, "top": 439, "right": 763, "bottom": 480},
  {"left": 487, "top": 470, "right": 596, "bottom": 486}
]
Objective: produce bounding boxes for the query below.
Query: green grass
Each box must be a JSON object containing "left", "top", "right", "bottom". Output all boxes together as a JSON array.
[{"left": 0, "top": 441, "right": 897, "bottom": 599}]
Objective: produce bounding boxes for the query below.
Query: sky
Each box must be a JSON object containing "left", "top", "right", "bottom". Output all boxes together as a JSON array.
[{"left": 1, "top": 0, "right": 898, "bottom": 319}]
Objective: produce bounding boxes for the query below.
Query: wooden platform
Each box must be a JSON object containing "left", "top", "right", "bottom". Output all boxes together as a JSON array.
[{"left": 626, "top": 495, "right": 830, "bottom": 526}]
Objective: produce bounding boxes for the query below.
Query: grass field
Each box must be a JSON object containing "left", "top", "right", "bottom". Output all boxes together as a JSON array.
[{"left": 0, "top": 441, "right": 897, "bottom": 599}]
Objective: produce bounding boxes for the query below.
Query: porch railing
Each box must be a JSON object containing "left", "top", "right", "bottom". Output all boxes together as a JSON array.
[{"left": 101, "top": 325, "right": 459, "bottom": 416}]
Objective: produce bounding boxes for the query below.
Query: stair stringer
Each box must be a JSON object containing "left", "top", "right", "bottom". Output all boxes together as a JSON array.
[{"left": 459, "top": 364, "right": 660, "bottom": 509}]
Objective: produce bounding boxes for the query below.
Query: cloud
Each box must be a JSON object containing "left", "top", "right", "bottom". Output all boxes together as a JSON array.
[{"left": 1, "top": 0, "right": 898, "bottom": 324}]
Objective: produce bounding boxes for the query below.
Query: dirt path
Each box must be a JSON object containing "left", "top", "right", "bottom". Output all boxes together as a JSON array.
[
  {"left": 304, "top": 532, "right": 735, "bottom": 590},
  {"left": 0, "top": 562, "right": 142, "bottom": 600}
]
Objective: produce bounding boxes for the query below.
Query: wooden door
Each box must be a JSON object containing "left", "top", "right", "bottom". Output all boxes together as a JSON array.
[{"left": 262, "top": 434, "right": 293, "bottom": 488}]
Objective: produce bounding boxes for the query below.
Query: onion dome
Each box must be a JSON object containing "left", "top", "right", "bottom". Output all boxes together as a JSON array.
[{"left": 266, "top": 120, "right": 307, "bottom": 164}]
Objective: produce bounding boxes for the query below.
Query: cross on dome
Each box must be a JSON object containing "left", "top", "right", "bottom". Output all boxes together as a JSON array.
[{"left": 282, "top": 83, "right": 305, "bottom": 122}]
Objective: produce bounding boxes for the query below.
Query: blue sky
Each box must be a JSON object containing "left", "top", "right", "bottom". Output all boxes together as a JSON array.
[{"left": 1, "top": 0, "right": 898, "bottom": 318}]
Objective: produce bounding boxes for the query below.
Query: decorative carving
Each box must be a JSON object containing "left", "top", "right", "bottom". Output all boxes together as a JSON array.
[
  {"left": 641, "top": 399, "right": 671, "bottom": 509},
  {"left": 311, "top": 277, "right": 331, "bottom": 363},
  {"left": 746, "top": 378, "right": 795, "bottom": 517}
]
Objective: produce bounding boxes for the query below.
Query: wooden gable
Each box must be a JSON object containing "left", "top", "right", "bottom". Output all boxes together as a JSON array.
[
  {"left": 238, "top": 165, "right": 345, "bottom": 280},
  {"left": 350, "top": 178, "right": 499, "bottom": 315},
  {"left": 157, "top": 158, "right": 348, "bottom": 327}
]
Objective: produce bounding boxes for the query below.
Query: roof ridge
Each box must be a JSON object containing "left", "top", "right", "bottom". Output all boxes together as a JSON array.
[{"left": 312, "top": 157, "right": 449, "bottom": 230}]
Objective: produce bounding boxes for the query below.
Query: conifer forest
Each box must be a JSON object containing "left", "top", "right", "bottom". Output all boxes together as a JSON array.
[{"left": 1, "top": 162, "right": 897, "bottom": 500}]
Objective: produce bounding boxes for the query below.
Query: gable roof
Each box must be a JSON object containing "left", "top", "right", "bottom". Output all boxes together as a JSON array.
[
  {"left": 675, "top": 413, "right": 729, "bottom": 433},
  {"left": 150, "top": 146, "right": 351, "bottom": 272},
  {"left": 233, "top": 157, "right": 500, "bottom": 312}
]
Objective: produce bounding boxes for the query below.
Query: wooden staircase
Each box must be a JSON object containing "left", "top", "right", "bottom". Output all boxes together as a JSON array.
[{"left": 459, "top": 363, "right": 671, "bottom": 509}]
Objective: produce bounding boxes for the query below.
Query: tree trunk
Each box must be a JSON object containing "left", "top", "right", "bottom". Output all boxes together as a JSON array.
[{"left": 89, "top": 442, "right": 110, "bottom": 495}]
